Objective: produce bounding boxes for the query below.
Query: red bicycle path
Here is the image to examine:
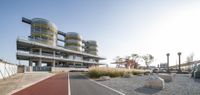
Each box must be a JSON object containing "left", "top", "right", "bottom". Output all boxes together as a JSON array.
[{"left": 12, "top": 73, "right": 68, "bottom": 95}]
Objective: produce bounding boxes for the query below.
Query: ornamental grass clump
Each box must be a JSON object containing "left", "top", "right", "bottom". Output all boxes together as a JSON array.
[
  {"left": 132, "top": 69, "right": 143, "bottom": 75},
  {"left": 88, "top": 67, "right": 149, "bottom": 78}
]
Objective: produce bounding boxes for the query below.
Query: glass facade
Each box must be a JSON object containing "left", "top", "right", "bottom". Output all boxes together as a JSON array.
[
  {"left": 31, "top": 18, "right": 57, "bottom": 46},
  {"left": 84, "top": 40, "right": 98, "bottom": 55},
  {"left": 65, "top": 32, "right": 82, "bottom": 51}
]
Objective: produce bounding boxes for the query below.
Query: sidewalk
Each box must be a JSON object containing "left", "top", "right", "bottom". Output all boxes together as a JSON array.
[{"left": 12, "top": 73, "right": 68, "bottom": 95}]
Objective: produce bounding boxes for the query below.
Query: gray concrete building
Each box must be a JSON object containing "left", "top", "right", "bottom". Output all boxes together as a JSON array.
[{"left": 16, "top": 17, "right": 105, "bottom": 71}]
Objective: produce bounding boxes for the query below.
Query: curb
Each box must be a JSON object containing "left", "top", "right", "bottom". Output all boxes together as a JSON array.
[{"left": 8, "top": 73, "right": 55, "bottom": 95}]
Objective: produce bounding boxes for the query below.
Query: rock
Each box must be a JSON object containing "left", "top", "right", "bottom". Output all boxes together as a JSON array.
[
  {"left": 191, "top": 70, "right": 195, "bottom": 77},
  {"left": 194, "top": 65, "right": 200, "bottom": 78},
  {"left": 123, "top": 73, "right": 133, "bottom": 78},
  {"left": 144, "top": 76, "right": 165, "bottom": 89},
  {"left": 158, "top": 74, "right": 172, "bottom": 82},
  {"left": 99, "top": 76, "right": 111, "bottom": 81},
  {"left": 194, "top": 71, "right": 200, "bottom": 78}
]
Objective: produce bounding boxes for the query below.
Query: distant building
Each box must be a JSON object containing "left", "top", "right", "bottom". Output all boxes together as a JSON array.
[
  {"left": 149, "top": 66, "right": 156, "bottom": 70},
  {"left": 160, "top": 63, "right": 167, "bottom": 69},
  {"left": 16, "top": 17, "right": 105, "bottom": 71}
]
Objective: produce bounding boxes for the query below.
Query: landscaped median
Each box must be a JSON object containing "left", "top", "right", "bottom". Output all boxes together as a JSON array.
[{"left": 87, "top": 67, "right": 150, "bottom": 78}]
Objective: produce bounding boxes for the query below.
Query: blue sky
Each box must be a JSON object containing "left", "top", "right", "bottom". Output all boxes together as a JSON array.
[{"left": 1, "top": 0, "right": 200, "bottom": 66}]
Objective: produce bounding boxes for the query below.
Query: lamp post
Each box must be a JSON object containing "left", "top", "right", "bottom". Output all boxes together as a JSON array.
[
  {"left": 178, "top": 52, "right": 182, "bottom": 72},
  {"left": 166, "top": 53, "right": 170, "bottom": 73}
]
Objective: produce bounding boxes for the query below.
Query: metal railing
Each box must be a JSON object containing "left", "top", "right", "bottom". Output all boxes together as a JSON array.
[{"left": 33, "top": 66, "right": 51, "bottom": 71}]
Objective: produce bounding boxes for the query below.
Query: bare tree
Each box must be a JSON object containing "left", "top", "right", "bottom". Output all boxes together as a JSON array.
[
  {"left": 186, "top": 53, "right": 194, "bottom": 72},
  {"left": 131, "top": 54, "right": 140, "bottom": 68},
  {"left": 115, "top": 56, "right": 124, "bottom": 68},
  {"left": 131, "top": 54, "right": 139, "bottom": 60},
  {"left": 142, "top": 54, "right": 154, "bottom": 69},
  {"left": 186, "top": 53, "right": 194, "bottom": 62}
]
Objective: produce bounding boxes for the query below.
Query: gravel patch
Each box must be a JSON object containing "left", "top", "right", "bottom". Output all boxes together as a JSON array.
[{"left": 97, "top": 74, "right": 200, "bottom": 95}]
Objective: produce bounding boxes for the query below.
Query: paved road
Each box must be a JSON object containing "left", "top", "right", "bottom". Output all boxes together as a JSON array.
[
  {"left": 70, "top": 72, "right": 122, "bottom": 95},
  {"left": 12, "top": 73, "right": 68, "bottom": 95}
]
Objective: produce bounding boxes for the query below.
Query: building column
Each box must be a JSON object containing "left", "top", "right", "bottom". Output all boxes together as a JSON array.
[
  {"left": 38, "top": 48, "right": 42, "bottom": 67},
  {"left": 38, "top": 58, "right": 42, "bottom": 67},
  {"left": 29, "top": 59, "right": 33, "bottom": 66},
  {"left": 39, "top": 48, "right": 42, "bottom": 55},
  {"left": 52, "top": 60, "right": 55, "bottom": 67},
  {"left": 53, "top": 51, "right": 56, "bottom": 57},
  {"left": 166, "top": 53, "right": 170, "bottom": 73},
  {"left": 178, "top": 52, "right": 182, "bottom": 73},
  {"left": 73, "top": 62, "right": 76, "bottom": 67},
  {"left": 28, "top": 59, "right": 33, "bottom": 72}
]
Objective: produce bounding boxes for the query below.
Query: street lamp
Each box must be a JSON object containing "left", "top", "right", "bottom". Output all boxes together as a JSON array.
[
  {"left": 166, "top": 53, "right": 170, "bottom": 73},
  {"left": 178, "top": 52, "right": 182, "bottom": 72}
]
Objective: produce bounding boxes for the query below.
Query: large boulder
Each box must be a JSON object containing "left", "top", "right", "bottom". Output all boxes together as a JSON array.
[
  {"left": 99, "top": 76, "right": 111, "bottom": 81},
  {"left": 194, "top": 65, "right": 200, "bottom": 78},
  {"left": 194, "top": 71, "right": 200, "bottom": 78},
  {"left": 144, "top": 76, "right": 165, "bottom": 89},
  {"left": 158, "top": 74, "right": 172, "bottom": 82}
]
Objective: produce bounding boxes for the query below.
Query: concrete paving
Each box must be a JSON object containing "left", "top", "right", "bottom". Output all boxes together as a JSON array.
[{"left": 70, "top": 72, "right": 122, "bottom": 95}]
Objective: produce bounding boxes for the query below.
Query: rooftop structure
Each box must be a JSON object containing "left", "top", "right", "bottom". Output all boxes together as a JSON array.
[{"left": 17, "top": 17, "right": 105, "bottom": 71}]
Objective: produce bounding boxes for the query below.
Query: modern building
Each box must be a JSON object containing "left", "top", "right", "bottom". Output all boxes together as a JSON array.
[{"left": 16, "top": 17, "right": 105, "bottom": 71}]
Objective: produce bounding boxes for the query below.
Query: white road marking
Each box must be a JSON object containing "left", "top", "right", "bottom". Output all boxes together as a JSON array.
[
  {"left": 68, "top": 73, "right": 71, "bottom": 95},
  {"left": 80, "top": 74, "right": 126, "bottom": 95}
]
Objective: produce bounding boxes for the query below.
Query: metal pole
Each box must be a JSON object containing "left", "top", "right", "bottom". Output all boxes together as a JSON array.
[
  {"left": 166, "top": 53, "right": 170, "bottom": 72},
  {"left": 178, "top": 52, "right": 182, "bottom": 72}
]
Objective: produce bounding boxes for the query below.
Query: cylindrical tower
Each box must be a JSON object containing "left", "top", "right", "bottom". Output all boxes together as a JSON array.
[
  {"left": 30, "top": 18, "right": 57, "bottom": 46},
  {"left": 65, "top": 32, "right": 82, "bottom": 51},
  {"left": 85, "top": 40, "right": 98, "bottom": 55}
]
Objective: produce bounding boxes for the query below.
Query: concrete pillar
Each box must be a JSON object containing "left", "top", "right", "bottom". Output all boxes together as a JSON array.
[
  {"left": 28, "top": 66, "right": 33, "bottom": 72},
  {"left": 38, "top": 58, "right": 42, "bottom": 67},
  {"left": 166, "top": 53, "right": 170, "bottom": 73},
  {"left": 53, "top": 51, "right": 55, "bottom": 57},
  {"left": 39, "top": 48, "right": 42, "bottom": 55},
  {"left": 73, "top": 62, "right": 76, "bottom": 67},
  {"left": 178, "top": 52, "right": 182, "bottom": 72},
  {"left": 29, "top": 59, "right": 33, "bottom": 66},
  {"left": 52, "top": 60, "right": 55, "bottom": 67}
]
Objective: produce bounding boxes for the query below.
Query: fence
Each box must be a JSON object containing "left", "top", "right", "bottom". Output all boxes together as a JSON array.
[
  {"left": 33, "top": 66, "right": 51, "bottom": 71},
  {"left": 51, "top": 67, "right": 88, "bottom": 72},
  {"left": 0, "top": 61, "right": 18, "bottom": 80}
]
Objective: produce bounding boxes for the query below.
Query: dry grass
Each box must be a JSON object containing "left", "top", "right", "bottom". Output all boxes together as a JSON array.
[{"left": 88, "top": 67, "right": 150, "bottom": 78}]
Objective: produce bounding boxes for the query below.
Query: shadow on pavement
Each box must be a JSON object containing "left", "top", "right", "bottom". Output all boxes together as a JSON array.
[
  {"left": 135, "top": 87, "right": 161, "bottom": 94},
  {"left": 193, "top": 78, "right": 200, "bottom": 83}
]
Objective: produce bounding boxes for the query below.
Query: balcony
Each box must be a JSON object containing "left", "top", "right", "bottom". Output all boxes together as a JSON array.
[{"left": 16, "top": 51, "right": 104, "bottom": 65}]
